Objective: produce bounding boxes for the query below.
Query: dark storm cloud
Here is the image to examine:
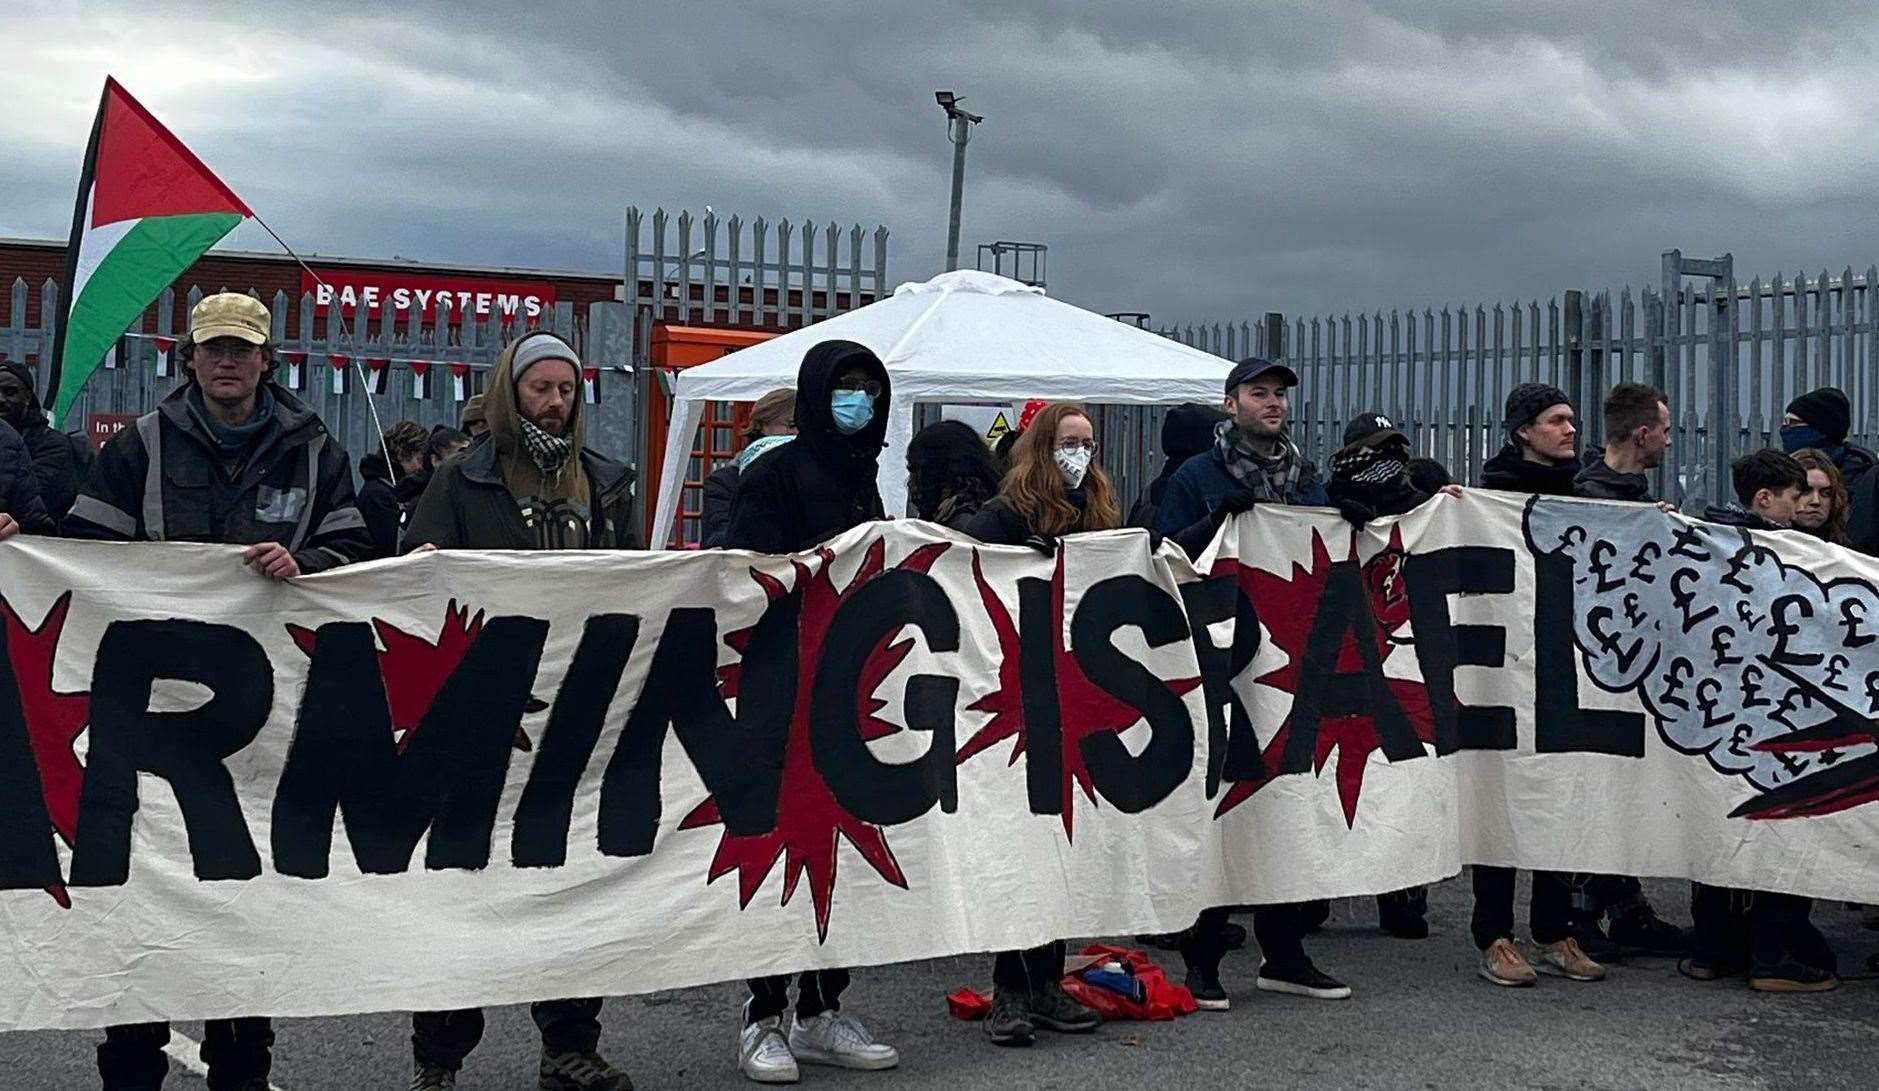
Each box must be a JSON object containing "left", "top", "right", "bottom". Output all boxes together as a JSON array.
[{"left": 3, "top": 1, "right": 1877, "bottom": 326}]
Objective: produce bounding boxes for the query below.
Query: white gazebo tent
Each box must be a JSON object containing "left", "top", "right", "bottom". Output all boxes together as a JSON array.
[{"left": 650, "top": 270, "right": 1235, "bottom": 547}]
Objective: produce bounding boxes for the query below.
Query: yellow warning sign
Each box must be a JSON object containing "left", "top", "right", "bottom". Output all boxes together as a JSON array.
[{"left": 985, "top": 412, "right": 1012, "bottom": 441}]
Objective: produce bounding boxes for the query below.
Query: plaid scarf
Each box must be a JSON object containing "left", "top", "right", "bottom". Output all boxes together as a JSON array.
[
  {"left": 519, "top": 416, "right": 575, "bottom": 479},
  {"left": 1329, "top": 439, "right": 1409, "bottom": 487},
  {"left": 1214, "top": 419, "right": 1314, "bottom": 503}
]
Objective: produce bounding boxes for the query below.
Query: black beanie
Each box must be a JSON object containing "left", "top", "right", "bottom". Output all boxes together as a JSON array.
[
  {"left": 1786, "top": 387, "right": 1850, "bottom": 445},
  {"left": 1160, "top": 403, "right": 1228, "bottom": 463},
  {"left": 1503, "top": 382, "right": 1571, "bottom": 438}
]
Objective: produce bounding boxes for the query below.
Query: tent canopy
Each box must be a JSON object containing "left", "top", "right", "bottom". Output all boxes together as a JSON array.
[{"left": 651, "top": 269, "right": 1234, "bottom": 546}]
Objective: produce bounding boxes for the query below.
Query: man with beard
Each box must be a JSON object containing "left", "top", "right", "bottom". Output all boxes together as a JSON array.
[
  {"left": 0, "top": 359, "right": 85, "bottom": 520},
  {"left": 400, "top": 330, "right": 638, "bottom": 1091},
  {"left": 1156, "top": 358, "right": 1348, "bottom": 1011}
]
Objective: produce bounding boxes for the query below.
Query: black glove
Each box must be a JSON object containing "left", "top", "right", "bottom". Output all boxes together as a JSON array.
[
  {"left": 1021, "top": 533, "right": 1059, "bottom": 556},
  {"left": 1217, "top": 481, "right": 1262, "bottom": 516}
]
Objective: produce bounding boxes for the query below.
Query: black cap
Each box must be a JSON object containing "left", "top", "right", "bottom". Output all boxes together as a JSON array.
[
  {"left": 1224, "top": 357, "right": 1299, "bottom": 396},
  {"left": 1342, "top": 411, "right": 1403, "bottom": 449}
]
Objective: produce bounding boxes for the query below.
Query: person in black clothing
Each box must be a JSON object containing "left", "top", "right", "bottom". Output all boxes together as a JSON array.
[
  {"left": 1564, "top": 384, "right": 1692, "bottom": 959},
  {"left": 0, "top": 417, "right": 54, "bottom": 540},
  {"left": 906, "top": 419, "right": 1001, "bottom": 527},
  {"left": 399, "top": 332, "right": 637, "bottom": 1091},
  {"left": 1158, "top": 358, "right": 1351, "bottom": 1011},
  {"left": 919, "top": 408, "right": 1106, "bottom": 1048},
  {"left": 425, "top": 425, "right": 471, "bottom": 471},
  {"left": 1782, "top": 386, "right": 1879, "bottom": 553},
  {"left": 1128, "top": 402, "right": 1228, "bottom": 529},
  {"left": 1472, "top": 382, "right": 1608, "bottom": 987},
  {"left": 67, "top": 292, "right": 372, "bottom": 1091},
  {"left": 357, "top": 420, "right": 430, "bottom": 559},
  {"left": 1323, "top": 412, "right": 1462, "bottom": 940},
  {"left": 0, "top": 359, "right": 85, "bottom": 521},
  {"left": 701, "top": 387, "right": 795, "bottom": 547},
  {"left": 723, "top": 341, "right": 900, "bottom": 1084},
  {"left": 1690, "top": 449, "right": 1839, "bottom": 994}
]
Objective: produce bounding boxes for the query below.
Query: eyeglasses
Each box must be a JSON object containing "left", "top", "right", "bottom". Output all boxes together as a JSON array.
[
  {"left": 836, "top": 377, "right": 882, "bottom": 398},
  {"left": 196, "top": 342, "right": 263, "bottom": 362},
  {"left": 1056, "top": 439, "right": 1097, "bottom": 452}
]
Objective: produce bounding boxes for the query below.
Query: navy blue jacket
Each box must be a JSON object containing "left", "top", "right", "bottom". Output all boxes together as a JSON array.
[{"left": 1153, "top": 446, "right": 1328, "bottom": 537}]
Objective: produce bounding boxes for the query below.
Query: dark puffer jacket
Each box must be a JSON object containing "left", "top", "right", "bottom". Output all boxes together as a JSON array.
[
  {"left": 1702, "top": 502, "right": 1783, "bottom": 532},
  {"left": 724, "top": 341, "right": 889, "bottom": 553},
  {"left": 64, "top": 381, "right": 371, "bottom": 571},
  {"left": 0, "top": 419, "right": 54, "bottom": 535},
  {"left": 1478, "top": 443, "right": 1582, "bottom": 497},
  {"left": 0, "top": 360, "right": 83, "bottom": 520},
  {"left": 356, "top": 451, "right": 431, "bottom": 559}
]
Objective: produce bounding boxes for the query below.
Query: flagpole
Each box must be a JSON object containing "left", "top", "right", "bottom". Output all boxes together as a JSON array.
[{"left": 248, "top": 212, "right": 398, "bottom": 480}]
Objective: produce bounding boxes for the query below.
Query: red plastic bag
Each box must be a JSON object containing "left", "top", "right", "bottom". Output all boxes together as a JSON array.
[
  {"left": 1061, "top": 944, "right": 1197, "bottom": 1021},
  {"left": 947, "top": 945, "right": 1196, "bottom": 1022}
]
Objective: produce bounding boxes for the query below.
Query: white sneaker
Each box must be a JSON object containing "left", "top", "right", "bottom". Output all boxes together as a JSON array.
[
  {"left": 739, "top": 1009, "right": 800, "bottom": 1084},
  {"left": 787, "top": 1011, "right": 900, "bottom": 1071}
]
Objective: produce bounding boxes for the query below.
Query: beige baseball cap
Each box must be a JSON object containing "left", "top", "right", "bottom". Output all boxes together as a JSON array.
[{"left": 188, "top": 293, "right": 270, "bottom": 345}]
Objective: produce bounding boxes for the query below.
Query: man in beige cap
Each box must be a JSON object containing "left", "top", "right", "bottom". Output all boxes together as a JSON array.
[{"left": 68, "top": 292, "right": 372, "bottom": 1090}]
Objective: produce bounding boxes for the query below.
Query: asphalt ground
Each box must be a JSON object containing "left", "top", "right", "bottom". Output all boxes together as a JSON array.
[{"left": 4, "top": 876, "right": 1877, "bottom": 1090}]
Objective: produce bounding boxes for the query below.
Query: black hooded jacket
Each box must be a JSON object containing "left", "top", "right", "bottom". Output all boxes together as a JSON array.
[
  {"left": 357, "top": 451, "right": 430, "bottom": 559},
  {"left": 1573, "top": 448, "right": 1656, "bottom": 503},
  {"left": 1129, "top": 403, "right": 1228, "bottom": 529},
  {"left": 0, "top": 419, "right": 54, "bottom": 535},
  {"left": 724, "top": 341, "right": 889, "bottom": 553},
  {"left": 0, "top": 360, "right": 83, "bottom": 521},
  {"left": 1702, "top": 502, "right": 1783, "bottom": 532},
  {"left": 1479, "top": 443, "right": 1582, "bottom": 497}
]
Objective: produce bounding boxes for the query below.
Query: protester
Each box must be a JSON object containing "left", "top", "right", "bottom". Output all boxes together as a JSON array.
[
  {"left": 915, "top": 406, "right": 1107, "bottom": 1047},
  {"left": 1156, "top": 357, "right": 1347, "bottom": 1010},
  {"left": 399, "top": 331, "right": 637, "bottom": 1090},
  {"left": 357, "top": 420, "right": 430, "bottom": 559},
  {"left": 458, "top": 393, "right": 489, "bottom": 440},
  {"left": 1781, "top": 387, "right": 1879, "bottom": 553},
  {"left": 1128, "top": 403, "right": 1227, "bottom": 529},
  {"left": 1563, "top": 384, "right": 1691, "bottom": 959},
  {"left": 906, "top": 419, "right": 1001, "bottom": 526},
  {"left": 1791, "top": 448, "right": 1849, "bottom": 542},
  {"left": 65, "top": 292, "right": 371, "bottom": 1090},
  {"left": 1406, "top": 456, "right": 1452, "bottom": 495},
  {"left": 1323, "top": 412, "right": 1461, "bottom": 940},
  {"left": 1687, "top": 449, "right": 1839, "bottom": 993},
  {"left": 0, "top": 417, "right": 55, "bottom": 540},
  {"left": 722, "top": 340, "right": 899, "bottom": 1082},
  {"left": 0, "top": 360, "right": 83, "bottom": 521},
  {"left": 426, "top": 425, "right": 472, "bottom": 470},
  {"left": 1469, "top": 382, "right": 1605, "bottom": 986},
  {"left": 703, "top": 388, "right": 795, "bottom": 548}
]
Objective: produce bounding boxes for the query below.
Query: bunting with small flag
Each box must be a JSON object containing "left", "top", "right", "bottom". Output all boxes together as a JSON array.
[
  {"left": 150, "top": 335, "right": 176, "bottom": 378},
  {"left": 449, "top": 362, "right": 471, "bottom": 402},
  {"left": 409, "top": 360, "right": 433, "bottom": 399},
  {"left": 327, "top": 354, "right": 349, "bottom": 395},
  {"left": 582, "top": 366, "right": 599, "bottom": 404},
  {"left": 365, "top": 357, "right": 390, "bottom": 395},
  {"left": 278, "top": 350, "right": 307, "bottom": 390}
]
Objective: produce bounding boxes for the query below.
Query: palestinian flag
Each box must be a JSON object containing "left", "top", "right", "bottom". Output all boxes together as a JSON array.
[{"left": 49, "top": 78, "right": 251, "bottom": 425}]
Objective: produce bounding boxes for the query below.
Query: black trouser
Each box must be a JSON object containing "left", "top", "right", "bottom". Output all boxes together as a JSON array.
[
  {"left": 1693, "top": 884, "right": 1827, "bottom": 971},
  {"left": 99, "top": 1018, "right": 274, "bottom": 1090},
  {"left": 1470, "top": 867, "right": 1572, "bottom": 950},
  {"left": 1574, "top": 873, "right": 1648, "bottom": 920},
  {"left": 746, "top": 971, "right": 849, "bottom": 1025},
  {"left": 1691, "top": 882, "right": 1751, "bottom": 966},
  {"left": 1184, "top": 903, "right": 1309, "bottom": 969},
  {"left": 1751, "top": 893, "right": 1816, "bottom": 969},
  {"left": 411, "top": 999, "right": 601, "bottom": 1072},
  {"left": 992, "top": 941, "right": 1066, "bottom": 993}
]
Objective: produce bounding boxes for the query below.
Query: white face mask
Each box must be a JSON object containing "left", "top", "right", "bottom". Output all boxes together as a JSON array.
[{"left": 1054, "top": 446, "right": 1092, "bottom": 488}]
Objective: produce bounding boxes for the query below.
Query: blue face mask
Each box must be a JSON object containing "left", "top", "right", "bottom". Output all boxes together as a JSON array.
[
  {"left": 831, "top": 390, "right": 875, "bottom": 435},
  {"left": 1780, "top": 422, "right": 1829, "bottom": 453}
]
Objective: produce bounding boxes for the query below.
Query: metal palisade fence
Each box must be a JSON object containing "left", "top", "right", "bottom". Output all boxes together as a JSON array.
[
  {"left": 1158, "top": 251, "right": 1879, "bottom": 507},
  {"left": 0, "top": 276, "right": 632, "bottom": 475}
]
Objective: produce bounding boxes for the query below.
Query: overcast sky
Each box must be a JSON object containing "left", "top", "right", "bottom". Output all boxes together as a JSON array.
[{"left": 5, "top": 1, "right": 1878, "bottom": 326}]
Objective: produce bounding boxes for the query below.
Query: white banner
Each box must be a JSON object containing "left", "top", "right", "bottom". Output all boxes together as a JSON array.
[{"left": 1, "top": 489, "right": 1874, "bottom": 1031}]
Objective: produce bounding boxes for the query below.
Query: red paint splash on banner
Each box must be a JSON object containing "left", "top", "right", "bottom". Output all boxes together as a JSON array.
[
  {"left": 289, "top": 600, "right": 531, "bottom": 751},
  {"left": 683, "top": 539, "right": 950, "bottom": 940},
  {"left": 1215, "top": 528, "right": 1435, "bottom": 826},
  {"left": 957, "top": 550, "right": 1201, "bottom": 840},
  {"left": 1, "top": 592, "right": 88, "bottom": 908}
]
